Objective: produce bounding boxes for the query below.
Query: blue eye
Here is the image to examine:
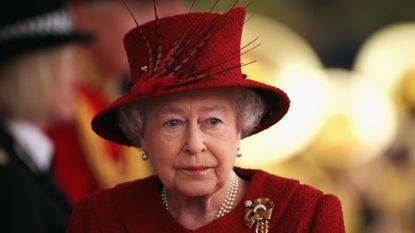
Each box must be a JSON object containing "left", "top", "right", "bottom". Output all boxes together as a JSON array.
[
  {"left": 208, "top": 118, "right": 222, "bottom": 125},
  {"left": 164, "top": 119, "right": 181, "bottom": 127}
]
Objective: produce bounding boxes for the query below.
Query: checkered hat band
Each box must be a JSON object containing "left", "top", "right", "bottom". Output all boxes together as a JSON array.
[{"left": 0, "top": 9, "right": 74, "bottom": 42}]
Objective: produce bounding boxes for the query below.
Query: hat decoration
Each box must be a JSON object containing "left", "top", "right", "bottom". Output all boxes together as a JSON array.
[
  {"left": 123, "top": 0, "right": 258, "bottom": 95},
  {"left": 92, "top": 0, "right": 290, "bottom": 146}
]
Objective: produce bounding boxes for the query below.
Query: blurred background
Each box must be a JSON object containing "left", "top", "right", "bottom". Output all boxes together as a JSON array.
[
  {"left": 191, "top": 0, "right": 415, "bottom": 233},
  {"left": 4, "top": 0, "right": 411, "bottom": 232}
]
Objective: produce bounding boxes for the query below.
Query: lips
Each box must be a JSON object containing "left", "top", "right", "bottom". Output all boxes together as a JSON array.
[{"left": 180, "top": 166, "right": 211, "bottom": 174}]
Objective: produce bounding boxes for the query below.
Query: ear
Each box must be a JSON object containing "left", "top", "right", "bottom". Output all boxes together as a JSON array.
[
  {"left": 236, "top": 124, "right": 242, "bottom": 140},
  {"left": 235, "top": 128, "right": 242, "bottom": 150},
  {"left": 138, "top": 132, "right": 147, "bottom": 151}
]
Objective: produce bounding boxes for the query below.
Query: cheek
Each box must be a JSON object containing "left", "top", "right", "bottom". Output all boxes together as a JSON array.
[
  {"left": 212, "top": 145, "right": 237, "bottom": 171},
  {"left": 213, "top": 122, "right": 240, "bottom": 145},
  {"left": 147, "top": 143, "right": 179, "bottom": 188},
  {"left": 48, "top": 70, "right": 77, "bottom": 121},
  {"left": 143, "top": 130, "right": 182, "bottom": 178},
  {"left": 208, "top": 127, "right": 240, "bottom": 167}
]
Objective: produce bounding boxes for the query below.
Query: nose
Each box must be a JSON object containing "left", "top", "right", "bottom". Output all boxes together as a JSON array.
[{"left": 183, "top": 123, "right": 206, "bottom": 155}]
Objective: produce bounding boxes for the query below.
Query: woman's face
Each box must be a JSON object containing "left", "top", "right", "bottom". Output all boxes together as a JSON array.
[
  {"left": 139, "top": 89, "right": 241, "bottom": 197},
  {"left": 48, "top": 47, "right": 79, "bottom": 125}
]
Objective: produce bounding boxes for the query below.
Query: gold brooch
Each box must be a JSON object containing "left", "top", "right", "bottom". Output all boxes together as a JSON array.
[{"left": 244, "top": 198, "right": 275, "bottom": 233}]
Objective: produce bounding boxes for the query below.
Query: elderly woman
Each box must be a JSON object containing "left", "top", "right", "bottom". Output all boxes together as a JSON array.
[
  {"left": 0, "top": 0, "right": 90, "bottom": 232},
  {"left": 67, "top": 2, "right": 345, "bottom": 233}
]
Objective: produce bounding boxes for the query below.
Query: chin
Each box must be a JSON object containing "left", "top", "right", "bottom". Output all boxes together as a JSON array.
[{"left": 176, "top": 180, "right": 218, "bottom": 197}]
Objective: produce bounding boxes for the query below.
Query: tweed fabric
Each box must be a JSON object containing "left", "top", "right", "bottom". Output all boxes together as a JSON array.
[{"left": 66, "top": 168, "right": 345, "bottom": 233}]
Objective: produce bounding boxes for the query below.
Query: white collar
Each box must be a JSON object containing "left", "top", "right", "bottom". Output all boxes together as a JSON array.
[{"left": 5, "top": 120, "right": 54, "bottom": 172}]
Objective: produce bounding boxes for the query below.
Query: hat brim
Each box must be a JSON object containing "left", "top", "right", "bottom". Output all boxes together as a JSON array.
[
  {"left": 91, "top": 75, "right": 290, "bottom": 147},
  {"left": 0, "top": 32, "right": 93, "bottom": 64}
]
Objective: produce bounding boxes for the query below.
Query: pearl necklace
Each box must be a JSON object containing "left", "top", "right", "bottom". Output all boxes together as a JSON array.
[{"left": 160, "top": 170, "right": 239, "bottom": 219}]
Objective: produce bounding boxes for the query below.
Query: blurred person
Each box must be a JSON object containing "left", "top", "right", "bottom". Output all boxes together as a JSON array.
[
  {"left": 358, "top": 70, "right": 415, "bottom": 233},
  {"left": 0, "top": 0, "right": 90, "bottom": 232},
  {"left": 67, "top": 2, "right": 345, "bottom": 232},
  {"left": 71, "top": 0, "right": 185, "bottom": 100},
  {"left": 47, "top": 0, "right": 185, "bottom": 204}
]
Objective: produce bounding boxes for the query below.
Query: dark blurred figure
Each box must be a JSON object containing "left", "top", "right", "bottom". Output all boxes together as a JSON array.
[
  {"left": 47, "top": 0, "right": 185, "bottom": 204},
  {"left": 0, "top": 0, "right": 90, "bottom": 232}
]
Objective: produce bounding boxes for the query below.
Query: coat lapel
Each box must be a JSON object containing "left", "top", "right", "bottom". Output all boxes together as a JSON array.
[
  {"left": 0, "top": 124, "right": 71, "bottom": 212},
  {"left": 235, "top": 168, "right": 300, "bottom": 232},
  {"left": 111, "top": 169, "right": 302, "bottom": 233},
  {"left": 112, "top": 176, "right": 185, "bottom": 232}
]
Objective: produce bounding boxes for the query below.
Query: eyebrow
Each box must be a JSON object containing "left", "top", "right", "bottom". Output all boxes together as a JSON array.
[
  {"left": 199, "top": 105, "right": 229, "bottom": 113},
  {"left": 157, "top": 104, "right": 229, "bottom": 115}
]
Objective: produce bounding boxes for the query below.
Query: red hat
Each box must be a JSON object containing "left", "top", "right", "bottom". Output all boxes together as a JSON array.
[{"left": 91, "top": 5, "right": 290, "bottom": 146}]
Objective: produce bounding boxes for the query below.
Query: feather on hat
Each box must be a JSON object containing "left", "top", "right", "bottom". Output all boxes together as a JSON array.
[{"left": 91, "top": 1, "right": 290, "bottom": 146}]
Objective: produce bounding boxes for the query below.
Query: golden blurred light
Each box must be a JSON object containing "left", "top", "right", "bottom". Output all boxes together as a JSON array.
[
  {"left": 309, "top": 69, "right": 398, "bottom": 168},
  {"left": 354, "top": 22, "right": 415, "bottom": 96},
  {"left": 395, "top": 69, "right": 415, "bottom": 111},
  {"left": 237, "top": 14, "right": 329, "bottom": 168}
]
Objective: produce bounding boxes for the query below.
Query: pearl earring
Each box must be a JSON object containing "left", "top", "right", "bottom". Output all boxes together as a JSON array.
[
  {"left": 237, "top": 148, "right": 242, "bottom": 157},
  {"left": 141, "top": 152, "right": 149, "bottom": 161}
]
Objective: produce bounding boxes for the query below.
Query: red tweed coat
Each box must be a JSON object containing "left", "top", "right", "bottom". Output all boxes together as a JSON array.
[{"left": 66, "top": 168, "right": 345, "bottom": 233}]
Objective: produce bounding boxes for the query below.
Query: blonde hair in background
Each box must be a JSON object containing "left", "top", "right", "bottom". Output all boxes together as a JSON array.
[{"left": 0, "top": 46, "right": 74, "bottom": 126}]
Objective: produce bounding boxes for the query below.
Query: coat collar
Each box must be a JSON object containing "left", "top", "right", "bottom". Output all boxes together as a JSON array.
[
  {"left": 112, "top": 168, "right": 300, "bottom": 232},
  {"left": 4, "top": 120, "right": 53, "bottom": 172},
  {"left": 0, "top": 122, "right": 39, "bottom": 173},
  {"left": 0, "top": 122, "right": 72, "bottom": 212}
]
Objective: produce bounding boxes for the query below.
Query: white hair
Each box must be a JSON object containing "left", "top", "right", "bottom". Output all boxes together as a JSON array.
[{"left": 118, "top": 87, "right": 266, "bottom": 148}]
